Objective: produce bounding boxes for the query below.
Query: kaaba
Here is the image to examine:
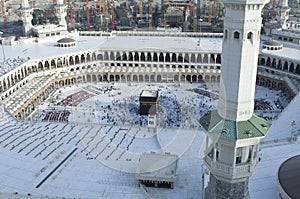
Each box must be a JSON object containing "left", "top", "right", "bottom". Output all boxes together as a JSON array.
[{"left": 139, "top": 90, "right": 158, "bottom": 115}]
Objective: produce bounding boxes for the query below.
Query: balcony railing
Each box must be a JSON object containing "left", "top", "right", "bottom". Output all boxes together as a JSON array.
[{"left": 204, "top": 155, "right": 257, "bottom": 180}]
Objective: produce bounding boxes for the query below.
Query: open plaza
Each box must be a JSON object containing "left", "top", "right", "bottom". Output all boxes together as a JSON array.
[{"left": 0, "top": 79, "right": 296, "bottom": 199}]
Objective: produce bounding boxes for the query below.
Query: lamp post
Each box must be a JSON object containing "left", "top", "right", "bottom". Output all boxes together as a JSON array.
[
  {"left": 0, "top": 31, "right": 4, "bottom": 115},
  {"left": 0, "top": 31, "right": 5, "bottom": 68},
  {"left": 197, "top": 18, "right": 203, "bottom": 50}
]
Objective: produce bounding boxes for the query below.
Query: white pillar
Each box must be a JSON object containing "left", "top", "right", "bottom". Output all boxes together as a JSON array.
[
  {"left": 250, "top": 145, "right": 254, "bottom": 163},
  {"left": 213, "top": 145, "right": 217, "bottom": 162}
]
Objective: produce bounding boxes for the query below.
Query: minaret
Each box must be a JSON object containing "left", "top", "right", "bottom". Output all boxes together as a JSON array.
[
  {"left": 55, "top": 0, "right": 67, "bottom": 28},
  {"left": 20, "top": 0, "right": 33, "bottom": 36},
  {"left": 200, "top": 0, "right": 271, "bottom": 198},
  {"left": 276, "top": 0, "right": 290, "bottom": 29}
]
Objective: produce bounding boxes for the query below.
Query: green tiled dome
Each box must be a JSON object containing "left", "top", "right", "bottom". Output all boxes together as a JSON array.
[{"left": 199, "top": 110, "right": 271, "bottom": 140}]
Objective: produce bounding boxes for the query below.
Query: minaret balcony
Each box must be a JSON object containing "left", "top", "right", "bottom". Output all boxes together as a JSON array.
[{"left": 204, "top": 155, "right": 258, "bottom": 183}]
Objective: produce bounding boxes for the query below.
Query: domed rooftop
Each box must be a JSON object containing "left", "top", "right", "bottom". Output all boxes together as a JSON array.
[
  {"left": 57, "top": 37, "right": 76, "bottom": 47},
  {"left": 262, "top": 39, "right": 283, "bottom": 51},
  {"left": 57, "top": 38, "right": 76, "bottom": 44},
  {"left": 278, "top": 155, "right": 300, "bottom": 199},
  {"left": 263, "top": 39, "right": 282, "bottom": 46}
]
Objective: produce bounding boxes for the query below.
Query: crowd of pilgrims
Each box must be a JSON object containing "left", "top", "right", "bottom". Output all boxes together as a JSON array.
[
  {"left": 94, "top": 87, "right": 215, "bottom": 129},
  {"left": 36, "top": 84, "right": 283, "bottom": 127}
]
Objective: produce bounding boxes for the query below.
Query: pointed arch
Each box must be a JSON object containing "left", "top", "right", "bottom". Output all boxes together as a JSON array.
[
  {"left": 109, "top": 75, "right": 115, "bottom": 82},
  {"left": 97, "top": 54, "right": 103, "bottom": 60},
  {"left": 75, "top": 55, "right": 80, "bottom": 64},
  {"left": 69, "top": 56, "right": 74, "bottom": 65},
  {"left": 271, "top": 58, "right": 276, "bottom": 68},
  {"left": 191, "top": 54, "right": 196, "bottom": 63},
  {"left": 116, "top": 52, "right": 121, "bottom": 61},
  {"left": 192, "top": 75, "right": 197, "bottom": 82},
  {"left": 159, "top": 52, "right": 164, "bottom": 62},
  {"left": 203, "top": 54, "right": 208, "bottom": 63},
  {"left": 133, "top": 75, "right": 138, "bottom": 81},
  {"left": 233, "top": 31, "right": 240, "bottom": 39},
  {"left": 145, "top": 75, "right": 149, "bottom": 82},
  {"left": 81, "top": 54, "right": 85, "bottom": 63},
  {"left": 157, "top": 75, "right": 162, "bottom": 82},
  {"left": 216, "top": 54, "right": 221, "bottom": 64},
  {"left": 38, "top": 62, "right": 43, "bottom": 71},
  {"left": 277, "top": 60, "right": 282, "bottom": 70},
  {"left": 122, "top": 52, "right": 127, "bottom": 61},
  {"left": 153, "top": 53, "right": 158, "bottom": 62},
  {"left": 210, "top": 54, "right": 215, "bottom": 63},
  {"left": 147, "top": 52, "right": 152, "bottom": 61},
  {"left": 266, "top": 57, "right": 271, "bottom": 66},
  {"left": 295, "top": 64, "right": 300, "bottom": 74},
  {"left": 87, "top": 74, "right": 91, "bottom": 82},
  {"left": 165, "top": 53, "right": 170, "bottom": 62},
  {"left": 197, "top": 54, "right": 202, "bottom": 63},
  {"left": 197, "top": 75, "right": 203, "bottom": 82},
  {"left": 289, "top": 63, "right": 294, "bottom": 73},
  {"left": 178, "top": 53, "right": 183, "bottom": 62},
  {"left": 134, "top": 52, "right": 139, "bottom": 61},
  {"left": 86, "top": 53, "right": 91, "bottom": 62},
  {"left": 139, "top": 75, "right": 143, "bottom": 82},
  {"left": 171, "top": 53, "right": 176, "bottom": 62},
  {"left": 283, "top": 61, "right": 288, "bottom": 71},
  {"left": 104, "top": 52, "right": 109, "bottom": 60},
  {"left": 205, "top": 75, "right": 210, "bottom": 82},
  {"left": 186, "top": 75, "right": 191, "bottom": 82},
  {"left": 184, "top": 54, "right": 189, "bottom": 63},
  {"left": 141, "top": 52, "right": 146, "bottom": 61},
  {"left": 259, "top": 58, "right": 265, "bottom": 65},
  {"left": 44, "top": 61, "right": 50, "bottom": 70},
  {"left": 128, "top": 52, "right": 133, "bottom": 61},
  {"left": 110, "top": 52, "right": 115, "bottom": 60},
  {"left": 57, "top": 58, "right": 63, "bottom": 68},
  {"left": 92, "top": 52, "right": 96, "bottom": 61},
  {"left": 51, "top": 60, "right": 56, "bottom": 68}
]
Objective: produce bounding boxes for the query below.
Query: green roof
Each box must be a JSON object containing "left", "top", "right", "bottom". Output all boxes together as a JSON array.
[{"left": 199, "top": 110, "right": 271, "bottom": 140}]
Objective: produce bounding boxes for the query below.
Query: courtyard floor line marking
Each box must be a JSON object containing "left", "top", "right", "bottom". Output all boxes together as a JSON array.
[{"left": 35, "top": 147, "right": 78, "bottom": 189}]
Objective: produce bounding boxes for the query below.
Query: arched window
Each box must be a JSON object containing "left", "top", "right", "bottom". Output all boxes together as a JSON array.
[
  {"left": 259, "top": 58, "right": 265, "bottom": 65},
  {"left": 81, "top": 54, "right": 85, "bottom": 63},
  {"left": 86, "top": 53, "right": 91, "bottom": 62},
  {"left": 110, "top": 52, "right": 115, "bottom": 60},
  {"left": 153, "top": 53, "right": 158, "bottom": 62},
  {"left": 140, "top": 53, "right": 145, "bottom": 61},
  {"left": 128, "top": 52, "right": 133, "bottom": 61},
  {"left": 247, "top": 32, "right": 253, "bottom": 40},
  {"left": 266, "top": 57, "right": 271, "bottom": 66},
  {"left": 92, "top": 52, "right": 96, "bottom": 61},
  {"left": 234, "top": 31, "right": 240, "bottom": 39},
  {"left": 216, "top": 55, "right": 221, "bottom": 64},
  {"left": 296, "top": 64, "right": 300, "bottom": 74},
  {"left": 104, "top": 52, "right": 109, "bottom": 60},
  {"left": 191, "top": 54, "right": 196, "bottom": 63},
  {"left": 171, "top": 53, "right": 176, "bottom": 62},
  {"left": 159, "top": 53, "right": 164, "bottom": 62},
  {"left": 184, "top": 54, "right": 189, "bottom": 63},
  {"left": 97, "top": 54, "right": 103, "bottom": 61},
  {"left": 116, "top": 52, "right": 121, "bottom": 61},
  {"left": 165, "top": 53, "right": 170, "bottom": 62},
  {"left": 134, "top": 53, "right": 139, "bottom": 61},
  {"left": 147, "top": 52, "right": 151, "bottom": 61},
  {"left": 122, "top": 53, "right": 127, "bottom": 61},
  {"left": 247, "top": 32, "right": 253, "bottom": 43},
  {"left": 289, "top": 63, "right": 294, "bottom": 73}
]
